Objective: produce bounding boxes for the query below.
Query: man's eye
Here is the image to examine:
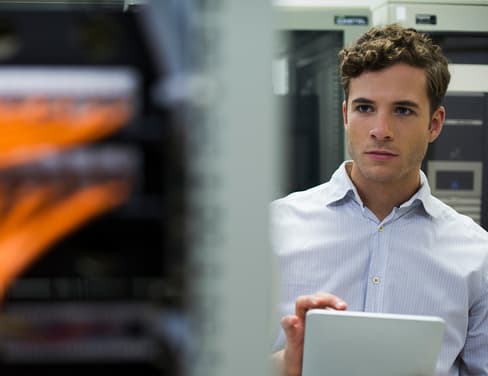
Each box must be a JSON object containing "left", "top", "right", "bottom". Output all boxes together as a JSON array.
[
  {"left": 395, "top": 107, "right": 413, "bottom": 115},
  {"left": 356, "top": 105, "right": 373, "bottom": 113}
]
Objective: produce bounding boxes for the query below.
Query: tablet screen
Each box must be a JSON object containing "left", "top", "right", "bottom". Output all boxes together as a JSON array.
[{"left": 302, "top": 309, "right": 445, "bottom": 376}]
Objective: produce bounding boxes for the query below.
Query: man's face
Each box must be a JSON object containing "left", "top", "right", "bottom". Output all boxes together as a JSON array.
[{"left": 343, "top": 63, "right": 445, "bottom": 190}]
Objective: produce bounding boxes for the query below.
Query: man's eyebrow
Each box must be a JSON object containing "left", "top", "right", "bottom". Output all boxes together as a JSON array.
[
  {"left": 351, "top": 98, "right": 420, "bottom": 108},
  {"left": 393, "top": 100, "right": 420, "bottom": 108},
  {"left": 351, "top": 97, "right": 374, "bottom": 104}
]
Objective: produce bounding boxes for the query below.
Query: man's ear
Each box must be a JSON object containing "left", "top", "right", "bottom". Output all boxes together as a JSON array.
[
  {"left": 342, "top": 100, "right": 348, "bottom": 129},
  {"left": 429, "top": 105, "right": 445, "bottom": 143}
]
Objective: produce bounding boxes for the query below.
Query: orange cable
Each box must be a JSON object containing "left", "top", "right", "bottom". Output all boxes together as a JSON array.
[{"left": 0, "top": 180, "right": 130, "bottom": 300}]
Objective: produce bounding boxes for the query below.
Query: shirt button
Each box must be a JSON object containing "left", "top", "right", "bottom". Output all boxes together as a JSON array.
[
  {"left": 378, "top": 226, "right": 384, "bottom": 232},
  {"left": 372, "top": 276, "right": 381, "bottom": 285}
]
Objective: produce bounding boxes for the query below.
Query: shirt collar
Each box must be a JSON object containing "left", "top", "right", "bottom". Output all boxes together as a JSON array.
[
  {"left": 324, "top": 161, "right": 363, "bottom": 207},
  {"left": 325, "top": 161, "right": 442, "bottom": 219},
  {"left": 412, "top": 169, "right": 443, "bottom": 218}
]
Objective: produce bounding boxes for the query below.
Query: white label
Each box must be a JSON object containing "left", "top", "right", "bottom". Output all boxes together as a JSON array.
[{"left": 395, "top": 6, "right": 407, "bottom": 21}]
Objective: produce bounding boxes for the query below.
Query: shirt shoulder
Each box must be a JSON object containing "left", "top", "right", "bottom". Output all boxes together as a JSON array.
[
  {"left": 429, "top": 194, "right": 488, "bottom": 241},
  {"left": 270, "top": 181, "right": 333, "bottom": 217},
  {"left": 270, "top": 162, "right": 355, "bottom": 216}
]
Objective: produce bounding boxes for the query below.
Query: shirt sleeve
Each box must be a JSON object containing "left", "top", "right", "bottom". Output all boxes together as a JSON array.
[{"left": 460, "top": 282, "right": 488, "bottom": 375}]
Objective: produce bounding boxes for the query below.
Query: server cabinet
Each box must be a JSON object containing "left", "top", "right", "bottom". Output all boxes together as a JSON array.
[
  {"left": 273, "top": 4, "right": 371, "bottom": 193},
  {"left": 0, "top": 2, "right": 188, "bottom": 375},
  {"left": 373, "top": 0, "right": 488, "bottom": 229}
]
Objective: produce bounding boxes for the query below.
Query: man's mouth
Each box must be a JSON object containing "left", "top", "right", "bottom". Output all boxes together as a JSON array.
[{"left": 365, "top": 150, "right": 398, "bottom": 160}]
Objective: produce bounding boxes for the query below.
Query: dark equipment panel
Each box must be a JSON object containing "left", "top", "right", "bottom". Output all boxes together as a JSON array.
[{"left": 0, "top": 4, "right": 188, "bottom": 376}]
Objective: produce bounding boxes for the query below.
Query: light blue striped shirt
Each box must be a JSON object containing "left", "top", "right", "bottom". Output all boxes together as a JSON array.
[{"left": 271, "top": 161, "right": 488, "bottom": 376}]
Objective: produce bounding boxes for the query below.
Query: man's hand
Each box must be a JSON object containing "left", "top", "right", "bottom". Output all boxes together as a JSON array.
[{"left": 272, "top": 292, "right": 347, "bottom": 376}]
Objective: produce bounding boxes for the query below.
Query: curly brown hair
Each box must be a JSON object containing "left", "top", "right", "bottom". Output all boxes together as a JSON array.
[{"left": 339, "top": 24, "right": 450, "bottom": 113}]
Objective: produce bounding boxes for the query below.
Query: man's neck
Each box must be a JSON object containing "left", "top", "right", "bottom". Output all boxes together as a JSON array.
[{"left": 346, "top": 162, "right": 421, "bottom": 222}]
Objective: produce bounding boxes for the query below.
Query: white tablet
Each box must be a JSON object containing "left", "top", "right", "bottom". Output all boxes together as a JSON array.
[{"left": 302, "top": 309, "right": 445, "bottom": 376}]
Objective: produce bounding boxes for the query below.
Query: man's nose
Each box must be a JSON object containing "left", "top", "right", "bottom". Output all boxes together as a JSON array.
[{"left": 369, "top": 112, "right": 394, "bottom": 141}]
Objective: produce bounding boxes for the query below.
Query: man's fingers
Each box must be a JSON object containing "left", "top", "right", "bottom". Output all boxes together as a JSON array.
[
  {"left": 280, "top": 315, "right": 304, "bottom": 344},
  {"left": 280, "top": 315, "right": 299, "bottom": 330},
  {"left": 295, "top": 292, "right": 347, "bottom": 319},
  {"left": 280, "top": 293, "right": 348, "bottom": 346},
  {"left": 315, "top": 292, "right": 347, "bottom": 310}
]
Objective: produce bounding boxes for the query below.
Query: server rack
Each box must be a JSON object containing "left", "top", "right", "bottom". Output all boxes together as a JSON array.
[
  {"left": 0, "top": 2, "right": 188, "bottom": 375},
  {"left": 373, "top": 0, "right": 488, "bottom": 229},
  {"left": 273, "top": 4, "right": 371, "bottom": 193}
]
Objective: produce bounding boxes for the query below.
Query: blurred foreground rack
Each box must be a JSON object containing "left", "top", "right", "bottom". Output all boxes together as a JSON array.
[{"left": 0, "top": 2, "right": 188, "bottom": 375}]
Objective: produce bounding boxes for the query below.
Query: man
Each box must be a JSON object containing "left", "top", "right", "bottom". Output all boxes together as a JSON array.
[{"left": 271, "top": 24, "right": 488, "bottom": 376}]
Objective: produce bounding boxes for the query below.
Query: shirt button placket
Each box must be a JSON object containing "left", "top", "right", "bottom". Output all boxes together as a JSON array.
[
  {"left": 373, "top": 226, "right": 384, "bottom": 285},
  {"left": 365, "top": 223, "right": 387, "bottom": 312}
]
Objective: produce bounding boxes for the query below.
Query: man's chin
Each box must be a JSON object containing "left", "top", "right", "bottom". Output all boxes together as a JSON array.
[{"left": 356, "top": 165, "right": 400, "bottom": 184}]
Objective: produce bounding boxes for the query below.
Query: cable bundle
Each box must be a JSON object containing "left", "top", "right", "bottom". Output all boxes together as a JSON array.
[
  {"left": 0, "top": 68, "right": 140, "bottom": 299},
  {"left": 0, "top": 97, "right": 132, "bottom": 168}
]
